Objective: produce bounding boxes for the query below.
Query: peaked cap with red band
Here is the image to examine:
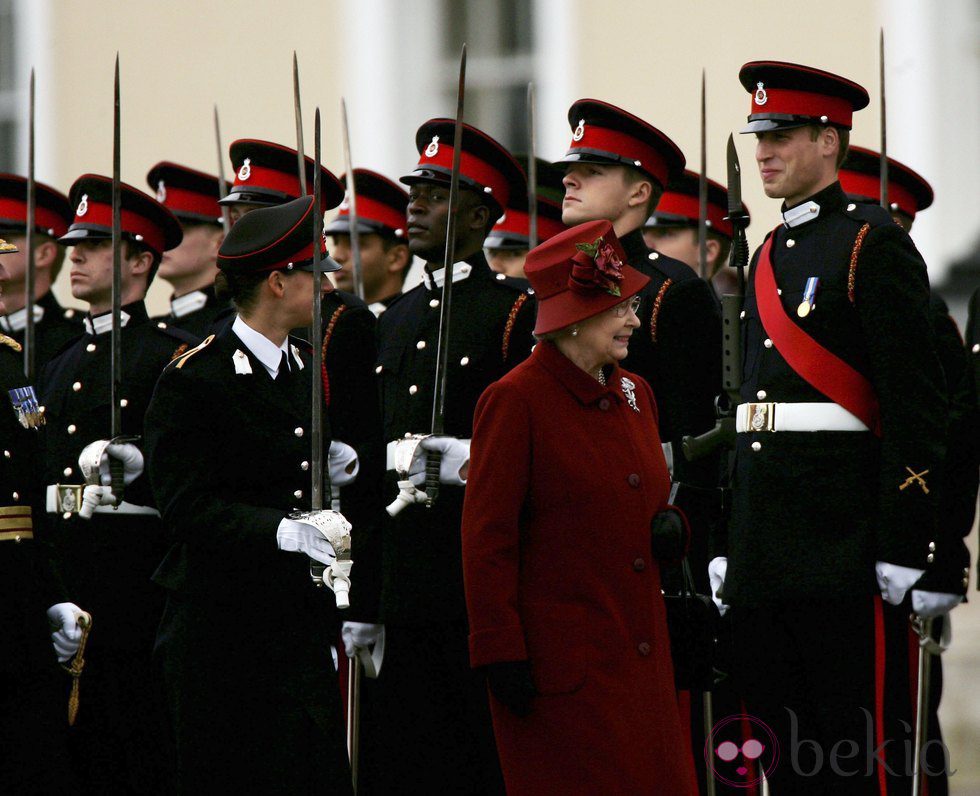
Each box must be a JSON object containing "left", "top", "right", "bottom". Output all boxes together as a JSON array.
[
  {"left": 525, "top": 219, "right": 649, "bottom": 336},
  {"left": 0, "top": 173, "right": 72, "bottom": 239},
  {"left": 222, "top": 139, "right": 345, "bottom": 213},
  {"left": 644, "top": 169, "right": 751, "bottom": 240},
  {"left": 217, "top": 195, "right": 340, "bottom": 275},
  {"left": 555, "top": 99, "right": 685, "bottom": 189},
  {"left": 739, "top": 61, "right": 869, "bottom": 133},
  {"left": 146, "top": 161, "right": 230, "bottom": 226},
  {"left": 324, "top": 169, "right": 409, "bottom": 240},
  {"left": 401, "top": 118, "right": 525, "bottom": 216},
  {"left": 60, "top": 174, "right": 182, "bottom": 256},
  {"left": 487, "top": 156, "right": 567, "bottom": 250},
  {"left": 839, "top": 146, "right": 933, "bottom": 222}
]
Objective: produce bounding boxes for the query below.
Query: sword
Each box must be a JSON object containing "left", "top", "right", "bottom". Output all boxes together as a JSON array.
[
  {"left": 911, "top": 615, "right": 950, "bottom": 796},
  {"left": 293, "top": 52, "right": 307, "bottom": 196},
  {"left": 347, "top": 649, "right": 362, "bottom": 791},
  {"left": 526, "top": 82, "right": 538, "bottom": 250},
  {"left": 213, "top": 104, "right": 231, "bottom": 234},
  {"left": 425, "top": 43, "right": 466, "bottom": 508},
  {"left": 697, "top": 69, "right": 709, "bottom": 281},
  {"left": 109, "top": 54, "right": 125, "bottom": 503},
  {"left": 879, "top": 29, "right": 889, "bottom": 211},
  {"left": 340, "top": 98, "right": 365, "bottom": 301},
  {"left": 24, "top": 68, "right": 36, "bottom": 382}
]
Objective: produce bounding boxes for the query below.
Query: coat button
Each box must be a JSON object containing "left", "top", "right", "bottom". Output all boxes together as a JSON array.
[
  {"left": 301, "top": 461, "right": 310, "bottom": 471},
  {"left": 637, "top": 642, "right": 651, "bottom": 656},
  {"left": 740, "top": 310, "right": 746, "bottom": 320},
  {"left": 648, "top": 252, "right": 659, "bottom": 261},
  {"left": 72, "top": 381, "right": 82, "bottom": 392},
  {"left": 294, "top": 427, "right": 304, "bottom": 437},
  {"left": 86, "top": 343, "right": 97, "bottom": 352},
  {"left": 496, "top": 273, "right": 506, "bottom": 281},
  {"left": 756, "top": 390, "right": 767, "bottom": 400},
  {"left": 63, "top": 467, "right": 73, "bottom": 477},
  {"left": 120, "top": 399, "right": 128, "bottom": 408},
  {"left": 926, "top": 553, "right": 935, "bottom": 564},
  {"left": 293, "top": 490, "right": 303, "bottom": 499},
  {"left": 416, "top": 341, "right": 426, "bottom": 350},
  {"left": 598, "top": 398, "right": 610, "bottom": 411},
  {"left": 633, "top": 557, "right": 646, "bottom": 571},
  {"left": 751, "top": 441, "right": 762, "bottom": 452},
  {"left": 12, "top": 492, "right": 19, "bottom": 501},
  {"left": 928, "top": 542, "right": 936, "bottom": 552},
  {"left": 460, "top": 356, "right": 470, "bottom": 366},
  {"left": 763, "top": 338, "right": 773, "bottom": 348},
  {"left": 777, "top": 288, "right": 783, "bottom": 296},
  {"left": 847, "top": 203, "right": 857, "bottom": 211},
  {"left": 429, "top": 299, "right": 440, "bottom": 308},
  {"left": 157, "top": 322, "right": 167, "bottom": 329},
  {"left": 3, "top": 450, "right": 10, "bottom": 459},
  {"left": 67, "top": 424, "right": 77, "bottom": 434},
  {"left": 627, "top": 473, "right": 641, "bottom": 488},
  {"left": 375, "top": 365, "right": 383, "bottom": 374},
  {"left": 786, "top": 239, "right": 795, "bottom": 248},
  {"left": 409, "top": 385, "right": 418, "bottom": 395},
  {"left": 973, "top": 344, "right": 979, "bottom": 354}
]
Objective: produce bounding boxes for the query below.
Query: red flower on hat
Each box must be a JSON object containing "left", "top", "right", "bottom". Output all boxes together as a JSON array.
[{"left": 569, "top": 237, "right": 624, "bottom": 297}]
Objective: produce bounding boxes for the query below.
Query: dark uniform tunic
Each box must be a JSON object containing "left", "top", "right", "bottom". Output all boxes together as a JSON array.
[
  {"left": 726, "top": 182, "right": 947, "bottom": 794},
  {"left": 0, "top": 335, "right": 72, "bottom": 794},
  {"left": 366, "top": 253, "right": 535, "bottom": 794},
  {"left": 152, "top": 284, "right": 233, "bottom": 338},
  {"left": 146, "top": 322, "right": 353, "bottom": 794},
  {"left": 38, "top": 301, "right": 196, "bottom": 794},
  {"left": 0, "top": 290, "right": 83, "bottom": 372}
]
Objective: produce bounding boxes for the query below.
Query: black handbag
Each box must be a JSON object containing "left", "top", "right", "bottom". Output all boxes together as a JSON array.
[{"left": 663, "top": 557, "right": 719, "bottom": 691}]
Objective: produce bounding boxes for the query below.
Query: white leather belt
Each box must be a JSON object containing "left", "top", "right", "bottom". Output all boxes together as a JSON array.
[
  {"left": 46, "top": 484, "right": 161, "bottom": 516},
  {"left": 735, "top": 402, "right": 869, "bottom": 433}
]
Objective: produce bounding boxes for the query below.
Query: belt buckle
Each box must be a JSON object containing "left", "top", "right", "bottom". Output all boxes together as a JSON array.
[
  {"left": 55, "top": 484, "right": 84, "bottom": 515},
  {"left": 746, "top": 402, "right": 775, "bottom": 432}
]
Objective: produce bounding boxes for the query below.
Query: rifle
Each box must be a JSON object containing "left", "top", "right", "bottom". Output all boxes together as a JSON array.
[{"left": 697, "top": 69, "right": 708, "bottom": 281}]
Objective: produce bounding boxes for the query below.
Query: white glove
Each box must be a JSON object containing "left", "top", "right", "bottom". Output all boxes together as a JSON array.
[
  {"left": 410, "top": 436, "right": 470, "bottom": 486},
  {"left": 98, "top": 442, "right": 144, "bottom": 486},
  {"left": 342, "top": 621, "right": 384, "bottom": 658},
  {"left": 708, "top": 556, "right": 730, "bottom": 617},
  {"left": 47, "top": 602, "right": 84, "bottom": 662},
  {"left": 328, "top": 440, "right": 360, "bottom": 487},
  {"left": 276, "top": 517, "right": 339, "bottom": 566},
  {"left": 79, "top": 484, "right": 116, "bottom": 519},
  {"left": 911, "top": 590, "right": 963, "bottom": 619},
  {"left": 876, "top": 561, "right": 925, "bottom": 606}
]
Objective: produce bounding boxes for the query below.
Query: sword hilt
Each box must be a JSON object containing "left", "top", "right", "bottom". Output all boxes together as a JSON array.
[{"left": 424, "top": 452, "right": 441, "bottom": 508}]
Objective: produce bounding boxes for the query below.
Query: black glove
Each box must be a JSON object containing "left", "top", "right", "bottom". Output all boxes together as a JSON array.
[
  {"left": 484, "top": 660, "right": 536, "bottom": 717},
  {"left": 650, "top": 505, "right": 689, "bottom": 561}
]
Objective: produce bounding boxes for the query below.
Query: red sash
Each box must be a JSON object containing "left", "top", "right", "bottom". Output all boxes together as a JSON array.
[{"left": 755, "top": 230, "right": 882, "bottom": 437}]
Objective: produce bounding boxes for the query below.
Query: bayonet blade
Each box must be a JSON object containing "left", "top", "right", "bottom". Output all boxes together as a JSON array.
[
  {"left": 726, "top": 134, "right": 742, "bottom": 218},
  {"left": 293, "top": 52, "right": 307, "bottom": 196},
  {"left": 526, "top": 82, "right": 538, "bottom": 250},
  {"left": 24, "top": 68, "right": 36, "bottom": 382},
  {"left": 340, "top": 97, "right": 365, "bottom": 300},
  {"left": 697, "top": 69, "right": 708, "bottom": 280},
  {"left": 213, "top": 104, "right": 231, "bottom": 234},
  {"left": 879, "top": 29, "right": 889, "bottom": 210}
]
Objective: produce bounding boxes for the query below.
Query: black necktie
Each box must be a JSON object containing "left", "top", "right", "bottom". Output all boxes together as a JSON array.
[{"left": 275, "top": 351, "right": 291, "bottom": 383}]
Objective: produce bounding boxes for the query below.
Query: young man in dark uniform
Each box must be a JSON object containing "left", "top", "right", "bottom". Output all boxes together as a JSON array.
[
  {"left": 146, "top": 161, "right": 231, "bottom": 336},
  {"left": 325, "top": 168, "right": 412, "bottom": 316},
  {"left": 38, "top": 175, "right": 196, "bottom": 794},
  {"left": 0, "top": 175, "right": 82, "bottom": 369},
  {"left": 710, "top": 61, "right": 954, "bottom": 793},
  {"left": 362, "top": 119, "right": 534, "bottom": 795},
  {"left": 146, "top": 196, "right": 359, "bottom": 794}
]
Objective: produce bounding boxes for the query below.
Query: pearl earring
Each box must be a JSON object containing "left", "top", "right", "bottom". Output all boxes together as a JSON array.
[{"left": 570, "top": 327, "right": 579, "bottom": 337}]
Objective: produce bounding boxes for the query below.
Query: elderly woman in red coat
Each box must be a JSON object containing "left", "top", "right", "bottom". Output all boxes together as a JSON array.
[{"left": 462, "top": 219, "right": 696, "bottom": 795}]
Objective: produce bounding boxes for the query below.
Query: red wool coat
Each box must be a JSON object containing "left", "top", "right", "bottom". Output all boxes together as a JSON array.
[{"left": 462, "top": 340, "right": 696, "bottom": 796}]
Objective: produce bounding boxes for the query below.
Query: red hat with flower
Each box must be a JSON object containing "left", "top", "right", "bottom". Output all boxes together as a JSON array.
[{"left": 524, "top": 219, "right": 649, "bottom": 335}]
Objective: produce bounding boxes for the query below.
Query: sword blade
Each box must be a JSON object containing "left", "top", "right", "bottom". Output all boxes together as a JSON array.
[
  {"left": 293, "top": 52, "right": 307, "bottom": 196},
  {"left": 311, "top": 108, "right": 324, "bottom": 511},
  {"left": 347, "top": 656, "right": 362, "bottom": 789},
  {"left": 340, "top": 97, "right": 365, "bottom": 301},
  {"left": 213, "top": 104, "right": 231, "bottom": 234},
  {"left": 879, "top": 29, "right": 889, "bottom": 210},
  {"left": 698, "top": 69, "right": 708, "bottom": 281},
  {"left": 911, "top": 616, "right": 933, "bottom": 796},
  {"left": 526, "top": 82, "right": 538, "bottom": 250},
  {"left": 24, "top": 68, "right": 36, "bottom": 382},
  {"left": 111, "top": 54, "right": 122, "bottom": 441}
]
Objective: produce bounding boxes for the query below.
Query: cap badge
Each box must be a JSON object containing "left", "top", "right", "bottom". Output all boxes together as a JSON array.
[
  {"left": 755, "top": 82, "right": 768, "bottom": 106},
  {"left": 238, "top": 158, "right": 252, "bottom": 181},
  {"left": 572, "top": 119, "right": 586, "bottom": 142},
  {"left": 425, "top": 136, "right": 440, "bottom": 158},
  {"left": 156, "top": 180, "right": 167, "bottom": 203},
  {"left": 76, "top": 194, "right": 89, "bottom": 217}
]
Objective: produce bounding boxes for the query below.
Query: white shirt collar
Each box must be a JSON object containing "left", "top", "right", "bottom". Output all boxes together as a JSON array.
[
  {"left": 368, "top": 301, "right": 388, "bottom": 318},
  {"left": 232, "top": 315, "right": 290, "bottom": 378},
  {"left": 84, "top": 309, "right": 131, "bottom": 336},
  {"left": 422, "top": 261, "right": 473, "bottom": 291},
  {"left": 782, "top": 200, "right": 822, "bottom": 229},
  {"left": 0, "top": 304, "right": 44, "bottom": 333},
  {"left": 170, "top": 290, "right": 210, "bottom": 319}
]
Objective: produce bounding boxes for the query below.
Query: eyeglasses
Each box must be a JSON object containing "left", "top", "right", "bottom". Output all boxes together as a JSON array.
[{"left": 610, "top": 295, "right": 642, "bottom": 317}]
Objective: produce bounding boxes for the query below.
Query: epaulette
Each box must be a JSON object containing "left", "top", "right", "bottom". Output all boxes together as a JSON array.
[
  {"left": 332, "top": 288, "right": 370, "bottom": 311},
  {"left": 644, "top": 250, "right": 699, "bottom": 284},
  {"left": 154, "top": 320, "right": 202, "bottom": 345},
  {"left": 843, "top": 200, "right": 895, "bottom": 229},
  {"left": 0, "top": 332, "right": 23, "bottom": 352},
  {"left": 171, "top": 334, "right": 215, "bottom": 369},
  {"left": 490, "top": 271, "right": 535, "bottom": 294}
]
